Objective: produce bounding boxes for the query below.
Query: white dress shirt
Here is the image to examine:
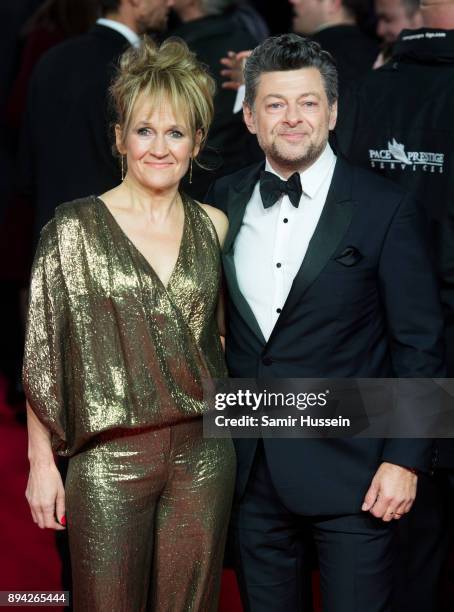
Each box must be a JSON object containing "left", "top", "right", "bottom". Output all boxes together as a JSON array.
[
  {"left": 234, "top": 143, "right": 336, "bottom": 341},
  {"left": 96, "top": 18, "right": 140, "bottom": 47}
]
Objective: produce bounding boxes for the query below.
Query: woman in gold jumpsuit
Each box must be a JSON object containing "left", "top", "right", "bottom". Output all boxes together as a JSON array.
[{"left": 23, "top": 38, "right": 235, "bottom": 612}]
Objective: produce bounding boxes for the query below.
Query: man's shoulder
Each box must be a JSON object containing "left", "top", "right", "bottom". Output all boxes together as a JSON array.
[
  {"left": 33, "top": 26, "right": 126, "bottom": 76},
  {"left": 337, "top": 156, "right": 408, "bottom": 209},
  {"left": 213, "top": 161, "right": 264, "bottom": 192},
  {"left": 347, "top": 158, "right": 404, "bottom": 193}
]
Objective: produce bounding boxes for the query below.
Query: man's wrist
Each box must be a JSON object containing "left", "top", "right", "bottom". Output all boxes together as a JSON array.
[{"left": 401, "top": 466, "right": 419, "bottom": 475}]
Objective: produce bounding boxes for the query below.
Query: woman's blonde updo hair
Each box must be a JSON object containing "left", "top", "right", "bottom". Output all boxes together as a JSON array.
[{"left": 110, "top": 36, "right": 216, "bottom": 154}]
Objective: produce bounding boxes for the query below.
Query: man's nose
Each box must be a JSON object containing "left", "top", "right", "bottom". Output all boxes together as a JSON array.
[{"left": 284, "top": 104, "right": 302, "bottom": 125}]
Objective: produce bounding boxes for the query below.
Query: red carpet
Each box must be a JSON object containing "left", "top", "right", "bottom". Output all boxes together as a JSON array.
[{"left": 0, "top": 378, "right": 64, "bottom": 611}]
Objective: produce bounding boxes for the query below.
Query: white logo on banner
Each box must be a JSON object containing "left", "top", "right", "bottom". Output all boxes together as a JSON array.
[{"left": 368, "top": 138, "right": 444, "bottom": 174}]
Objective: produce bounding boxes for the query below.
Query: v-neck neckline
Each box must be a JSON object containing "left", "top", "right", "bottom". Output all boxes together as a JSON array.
[{"left": 94, "top": 194, "right": 187, "bottom": 292}]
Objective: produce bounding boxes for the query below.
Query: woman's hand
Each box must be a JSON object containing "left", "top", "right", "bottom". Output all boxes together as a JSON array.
[
  {"left": 26, "top": 461, "right": 66, "bottom": 530},
  {"left": 26, "top": 401, "right": 66, "bottom": 530}
]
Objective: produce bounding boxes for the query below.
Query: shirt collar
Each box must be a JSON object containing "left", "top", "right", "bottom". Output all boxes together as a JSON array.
[
  {"left": 96, "top": 18, "right": 140, "bottom": 47},
  {"left": 264, "top": 143, "right": 336, "bottom": 200}
]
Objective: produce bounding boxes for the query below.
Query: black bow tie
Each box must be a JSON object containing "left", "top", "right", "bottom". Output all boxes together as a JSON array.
[{"left": 260, "top": 170, "right": 302, "bottom": 209}]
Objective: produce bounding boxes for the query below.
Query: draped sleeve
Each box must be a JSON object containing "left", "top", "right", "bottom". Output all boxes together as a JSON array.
[{"left": 23, "top": 218, "right": 68, "bottom": 454}]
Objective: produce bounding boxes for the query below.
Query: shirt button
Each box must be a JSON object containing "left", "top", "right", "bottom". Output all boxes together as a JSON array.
[
  {"left": 276, "top": 262, "right": 282, "bottom": 268},
  {"left": 262, "top": 356, "right": 273, "bottom": 366},
  {"left": 276, "top": 308, "right": 282, "bottom": 313},
  {"left": 283, "top": 218, "right": 288, "bottom": 223}
]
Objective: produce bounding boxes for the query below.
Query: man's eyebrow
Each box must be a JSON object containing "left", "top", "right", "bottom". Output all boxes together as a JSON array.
[{"left": 263, "top": 92, "right": 321, "bottom": 100}]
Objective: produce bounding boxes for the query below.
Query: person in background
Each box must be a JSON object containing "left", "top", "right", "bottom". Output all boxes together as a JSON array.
[
  {"left": 375, "top": 0, "right": 422, "bottom": 44},
  {"left": 0, "top": 0, "right": 99, "bottom": 431},
  {"left": 373, "top": 0, "right": 422, "bottom": 67},
  {"left": 220, "top": 0, "right": 378, "bottom": 109},
  {"left": 231, "top": 0, "right": 269, "bottom": 42},
  {"left": 23, "top": 37, "right": 235, "bottom": 611},
  {"left": 337, "top": 0, "right": 454, "bottom": 608},
  {"left": 169, "top": 0, "right": 264, "bottom": 199},
  {"left": 18, "top": 0, "right": 173, "bottom": 247},
  {"left": 288, "top": 0, "right": 378, "bottom": 90},
  {"left": 6, "top": 0, "right": 100, "bottom": 132}
]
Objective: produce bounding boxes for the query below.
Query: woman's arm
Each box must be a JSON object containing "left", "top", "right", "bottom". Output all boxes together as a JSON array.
[
  {"left": 199, "top": 203, "right": 229, "bottom": 348},
  {"left": 26, "top": 401, "right": 66, "bottom": 530},
  {"left": 24, "top": 220, "right": 67, "bottom": 531}
]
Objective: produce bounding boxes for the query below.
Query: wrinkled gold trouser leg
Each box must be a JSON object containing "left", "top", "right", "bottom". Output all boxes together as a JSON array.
[{"left": 65, "top": 419, "right": 235, "bottom": 612}]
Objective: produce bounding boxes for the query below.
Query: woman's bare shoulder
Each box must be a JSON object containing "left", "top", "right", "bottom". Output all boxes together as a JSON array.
[{"left": 196, "top": 201, "right": 228, "bottom": 246}]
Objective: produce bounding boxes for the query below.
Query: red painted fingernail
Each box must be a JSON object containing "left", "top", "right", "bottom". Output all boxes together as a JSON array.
[{"left": 60, "top": 515, "right": 66, "bottom": 526}]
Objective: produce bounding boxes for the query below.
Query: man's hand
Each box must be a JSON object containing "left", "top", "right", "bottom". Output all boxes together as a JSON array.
[
  {"left": 361, "top": 462, "right": 418, "bottom": 522},
  {"left": 220, "top": 50, "right": 252, "bottom": 90}
]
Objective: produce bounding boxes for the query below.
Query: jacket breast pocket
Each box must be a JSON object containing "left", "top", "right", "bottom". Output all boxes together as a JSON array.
[{"left": 321, "top": 261, "right": 378, "bottom": 317}]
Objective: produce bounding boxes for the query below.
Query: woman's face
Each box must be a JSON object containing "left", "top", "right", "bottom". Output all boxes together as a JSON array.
[{"left": 117, "top": 93, "right": 199, "bottom": 193}]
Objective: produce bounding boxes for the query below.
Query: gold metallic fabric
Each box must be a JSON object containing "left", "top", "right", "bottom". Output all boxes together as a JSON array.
[
  {"left": 65, "top": 419, "right": 235, "bottom": 612},
  {"left": 23, "top": 194, "right": 227, "bottom": 456},
  {"left": 24, "top": 193, "right": 235, "bottom": 611}
]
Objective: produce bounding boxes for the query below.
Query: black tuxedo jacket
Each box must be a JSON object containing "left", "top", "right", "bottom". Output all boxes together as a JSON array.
[
  {"left": 207, "top": 156, "right": 446, "bottom": 515},
  {"left": 18, "top": 25, "right": 129, "bottom": 244}
]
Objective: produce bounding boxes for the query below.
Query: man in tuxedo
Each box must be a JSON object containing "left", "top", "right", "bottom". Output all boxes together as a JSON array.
[
  {"left": 19, "top": 0, "right": 173, "bottom": 244},
  {"left": 207, "top": 34, "right": 445, "bottom": 611}
]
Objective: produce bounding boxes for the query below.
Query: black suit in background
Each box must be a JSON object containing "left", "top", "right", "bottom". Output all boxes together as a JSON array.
[
  {"left": 207, "top": 155, "right": 445, "bottom": 611},
  {"left": 18, "top": 24, "right": 129, "bottom": 244},
  {"left": 169, "top": 14, "right": 263, "bottom": 200}
]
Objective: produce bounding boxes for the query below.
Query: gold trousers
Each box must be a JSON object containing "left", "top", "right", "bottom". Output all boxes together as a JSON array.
[{"left": 65, "top": 419, "right": 235, "bottom": 612}]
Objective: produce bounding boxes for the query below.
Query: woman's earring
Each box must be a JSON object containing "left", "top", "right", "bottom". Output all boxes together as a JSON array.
[
  {"left": 189, "top": 157, "right": 193, "bottom": 184},
  {"left": 121, "top": 155, "right": 125, "bottom": 181}
]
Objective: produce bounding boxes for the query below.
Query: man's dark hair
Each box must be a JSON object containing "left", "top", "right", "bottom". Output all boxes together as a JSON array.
[
  {"left": 244, "top": 34, "right": 338, "bottom": 108},
  {"left": 99, "top": 0, "right": 121, "bottom": 15}
]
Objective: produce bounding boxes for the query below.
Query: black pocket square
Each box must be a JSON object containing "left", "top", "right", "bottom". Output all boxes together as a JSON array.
[{"left": 334, "top": 246, "right": 363, "bottom": 267}]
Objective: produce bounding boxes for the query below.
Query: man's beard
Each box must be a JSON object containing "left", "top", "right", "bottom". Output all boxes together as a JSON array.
[{"left": 261, "top": 136, "right": 327, "bottom": 173}]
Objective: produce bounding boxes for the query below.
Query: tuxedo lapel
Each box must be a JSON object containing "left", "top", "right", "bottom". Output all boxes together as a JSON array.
[
  {"left": 223, "top": 161, "right": 264, "bottom": 253},
  {"left": 222, "top": 161, "right": 266, "bottom": 345},
  {"left": 268, "top": 157, "right": 355, "bottom": 344},
  {"left": 223, "top": 252, "right": 267, "bottom": 344}
]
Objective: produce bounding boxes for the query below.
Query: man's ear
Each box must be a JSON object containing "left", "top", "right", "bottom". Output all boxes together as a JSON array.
[
  {"left": 243, "top": 102, "right": 257, "bottom": 135},
  {"left": 115, "top": 124, "right": 126, "bottom": 155},
  {"left": 328, "top": 100, "right": 338, "bottom": 131}
]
